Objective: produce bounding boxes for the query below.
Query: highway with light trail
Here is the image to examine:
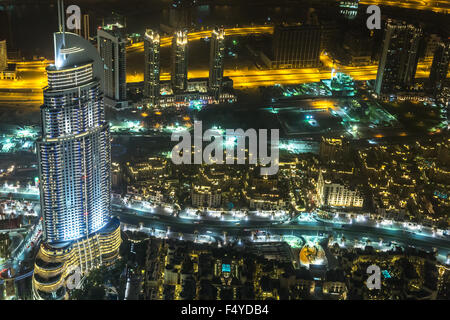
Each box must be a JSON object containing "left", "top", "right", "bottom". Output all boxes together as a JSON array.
[
  {"left": 113, "top": 205, "right": 450, "bottom": 263},
  {"left": 2, "top": 20, "right": 448, "bottom": 104},
  {"left": 360, "top": 0, "right": 450, "bottom": 14},
  {"left": 1, "top": 190, "right": 448, "bottom": 283}
]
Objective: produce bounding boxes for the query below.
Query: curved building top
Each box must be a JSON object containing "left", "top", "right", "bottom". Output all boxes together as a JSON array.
[{"left": 48, "top": 32, "right": 104, "bottom": 89}]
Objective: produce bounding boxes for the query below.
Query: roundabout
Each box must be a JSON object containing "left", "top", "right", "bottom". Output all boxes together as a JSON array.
[{"left": 299, "top": 242, "right": 327, "bottom": 268}]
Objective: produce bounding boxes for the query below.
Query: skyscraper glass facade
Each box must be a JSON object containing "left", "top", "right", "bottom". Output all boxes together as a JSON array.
[
  {"left": 97, "top": 23, "right": 127, "bottom": 108},
  {"left": 38, "top": 34, "right": 112, "bottom": 244},
  {"left": 375, "top": 20, "right": 422, "bottom": 96},
  {"left": 33, "top": 30, "right": 121, "bottom": 300},
  {"left": 172, "top": 30, "right": 188, "bottom": 92},
  {"left": 429, "top": 40, "right": 450, "bottom": 94},
  {"left": 144, "top": 29, "right": 161, "bottom": 106},
  {"left": 209, "top": 27, "right": 225, "bottom": 100}
]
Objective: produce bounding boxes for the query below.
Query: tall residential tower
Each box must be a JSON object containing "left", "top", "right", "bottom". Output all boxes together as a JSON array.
[
  {"left": 208, "top": 27, "right": 225, "bottom": 100},
  {"left": 144, "top": 29, "right": 160, "bottom": 107},
  {"left": 32, "top": 25, "right": 121, "bottom": 299},
  {"left": 0, "top": 40, "right": 6, "bottom": 71},
  {"left": 339, "top": 0, "right": 360, "bottom": 20},
  {"left": 171, "top": 30, "right": 188, "bottom": 92},
  {"left": 97, "top": 23, "right": 128, "bottom": 108},
  {"left": 375, "top": 20, "right": 422, "bottom": 96},
  {"left": 429, "top": 40, "right": 450, "bottom": 94}
]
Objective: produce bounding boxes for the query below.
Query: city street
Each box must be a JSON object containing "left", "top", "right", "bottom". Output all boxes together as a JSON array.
[{"left": 114, "top": 205, "right": 450, "bottom": 264}]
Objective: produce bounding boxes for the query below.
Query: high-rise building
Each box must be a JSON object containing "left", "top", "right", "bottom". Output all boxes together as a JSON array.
[
  {"left": 424, "top": 34, "right": 441, "bottom": 60},
  {"left": 0, "top": 9, "right": 14, "bottom": 51},
  {"left": 209, "top": 27, "right": 225, "bottom": 100},
  {"left": 32, "top": 25, "right": 121, "bottom": 299},
  {"left": 0, "top": 40, "right": 7, "bottom": 71},
  {"left": 429, "top": 40, "right": 450, "bottom": 94},
  {"left": 272, "top": 24, "right": 322, "bottom": 69},
  {"left": 339, "top": 0, "right": 360, "bottom": 20},
  {"left": 97, "top": 23, "right": 127, "bottom": 108},
  {"left": 0, "top": 40, "right": 15, "bottom": 80},
  {"left": 172, "top": 30, "right": 188, "bottom": 92},
  {"left": 375, "top": 20, "right": 423, "bottom": 96},
  {"left": 83, "top": 14, "right": 90, "bottom": 40},
  {"left": 144, "top": 29, "right": 160, "bottom": 107}
]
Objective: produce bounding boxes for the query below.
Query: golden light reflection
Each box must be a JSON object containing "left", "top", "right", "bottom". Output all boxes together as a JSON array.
[
  {"left": 0, "top": 22, "right": 447, "bottom": 101},
  {"left": 360, "top": 0, "right": 450, "bottom": 14},
  {"left": 0, "top": 58, "right": 441, "bottom": 94}
]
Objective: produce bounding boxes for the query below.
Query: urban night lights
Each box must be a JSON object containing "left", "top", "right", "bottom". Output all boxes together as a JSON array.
[
  {"left": 0, "top": 0, "right": 448, "bottom": 311},
  {"left": 31, "top": 2, "right": 121, "bottom": 300}
]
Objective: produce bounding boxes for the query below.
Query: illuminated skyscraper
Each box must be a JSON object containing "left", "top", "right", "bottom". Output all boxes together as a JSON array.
[
  {"left": 171, "top": 30, "right": 188, "bottom": 92},
  {"left": 209, "top": 27, "right": 225, "bottom": 100},
  {"left": 429, "top": 40, "right": 450, "bottom": 94},
  {"left": 424, "top": 34, "right": 442, "bottom": 60},
  {"left": 144, "top": 29, "right": 160, "bottom": 106},
  {"left": 39, "top": 37, "right": 112, "bottom": 243},
  {"left": 375, "top": 20, "right": 422, "bottom": 96},
  {"left": 0, "top": 40, "right": 6, "bottom": 71},
  {"left": 97, "top": 23, "right": 128, "bottom": 108},
  {"left": 32, "top": 5, "right": 121, "bottom": 299},
  {"left": 339, "top": 0, "right": 359, "bottom": 20}
]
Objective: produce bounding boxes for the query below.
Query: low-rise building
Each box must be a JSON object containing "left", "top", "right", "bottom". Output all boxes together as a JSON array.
[
  {"left": 191, "top": 185, "right": 222, "bottom": 208},
  {"left": 317, "top": 171, "right": 364, "bottom": 207}
]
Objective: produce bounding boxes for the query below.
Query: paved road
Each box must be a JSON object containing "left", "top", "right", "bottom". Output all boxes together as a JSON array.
[{"left": 115, "top": 207, "right": 450, "bottom": 259}]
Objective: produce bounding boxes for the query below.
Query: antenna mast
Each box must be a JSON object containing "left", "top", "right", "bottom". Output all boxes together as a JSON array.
[
  {"left": 61, "top": 0, "right": 66, "bottom": 46},
  {"left": 57, "top": 0, "right": 62, "bottom": 32}
]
